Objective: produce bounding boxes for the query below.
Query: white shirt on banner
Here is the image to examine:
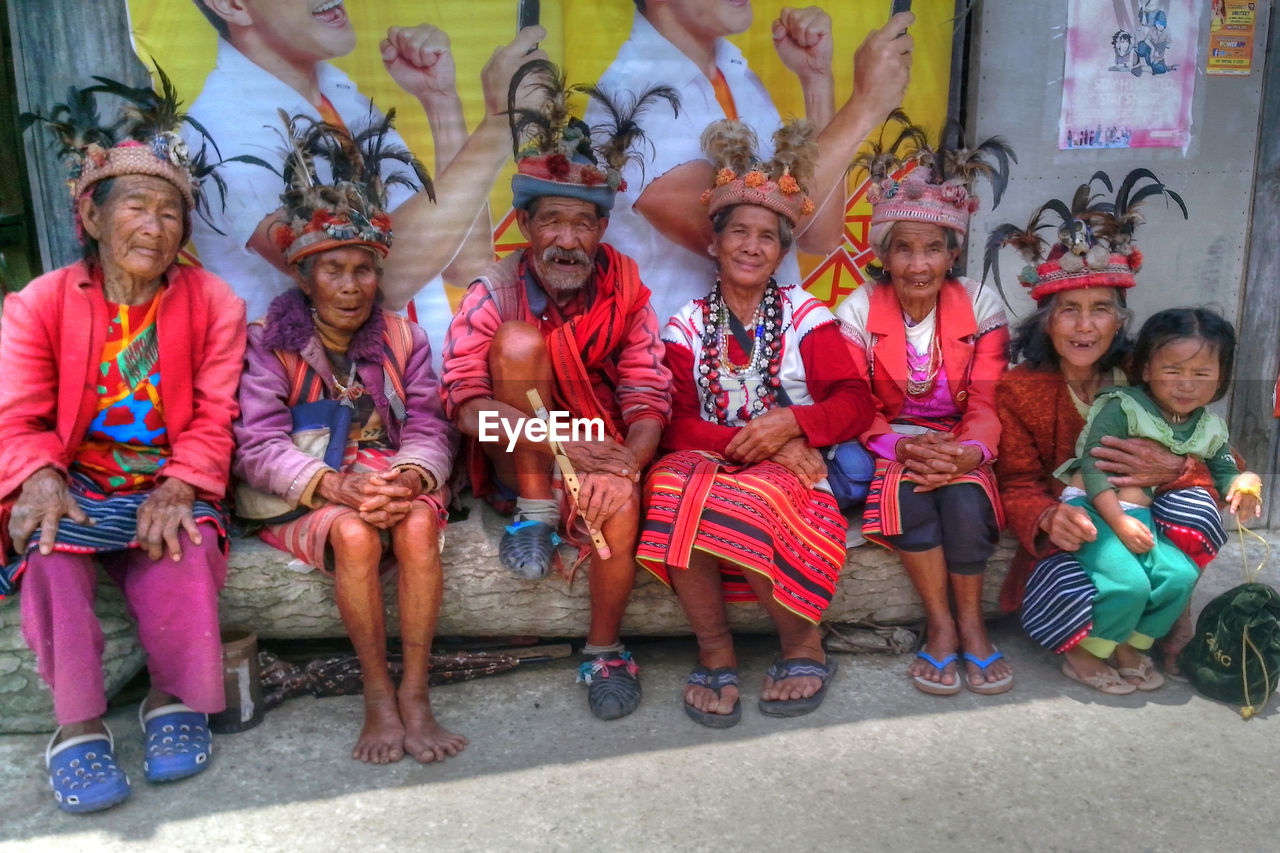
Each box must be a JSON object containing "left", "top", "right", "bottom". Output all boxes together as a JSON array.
[
  {"left": 184, "top": 39, "right": 453, "bottom": 371},
  {"left": 585, "top": 12, "right": 801, "bottom": 326}
]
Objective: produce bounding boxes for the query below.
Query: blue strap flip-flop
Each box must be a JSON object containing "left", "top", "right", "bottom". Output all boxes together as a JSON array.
[
  {"left": 912, "top": 650, "right": 963, "bottom": 696},
  {"left": 758, "top": 657, "right": 838, "bottom": 718},
  {"left": 962, "top": 648, "right": 1015, "bottom": 696},
  {"left": 141, "top": 702, "right": 213, "bottom": 783},
  {"left": 683, "top": 665, "right": 742, "bottom": 729},
  {"left": 46, "top": 726, "right": 131, "bottom": 813}
]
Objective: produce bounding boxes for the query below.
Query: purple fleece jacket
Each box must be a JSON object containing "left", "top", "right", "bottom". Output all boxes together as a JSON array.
[{"left": 232, "top": 289, "right": 458, "bottom": 506}]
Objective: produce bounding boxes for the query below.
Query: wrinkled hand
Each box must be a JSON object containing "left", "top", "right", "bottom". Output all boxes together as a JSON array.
[
  {"left": 576, "top": 472, "right": 634, "bottom": 530},
  {"left": 1226, "top": 471, "right": 1263, "bottom": 519},
  {"left": 358, "top": 470, "right": 429, "bottom": 529},
  {"left": 8, "top": 468, "right": 90, "bottom": 556},
  {"left": 726, "top": 407, "right": 800, "bottom": 465},
  {"left": 769, "top": 437, "right": 827, "bottom": 489},
  {"left": 481, "top": 26, "right": 549, "bottom": 116},
  {"left": 852, "top": 11, "right": 914, "bottom": 124},
  {"left": 137, "top": 478, "right": 202, "bottom": 562},
  {"left": 381, "top": 24, "right": 457, "bottom": 103},
  {"left": 562, "top": 436, "right": 639, "bottom": 481},
  {"left": 897, "top": 433, "right": 981, "bottom": 490},
  {"left": 772, "top": 6, "right": 834, "bottom": 83},
  {"left": 1090, "top": 435, "right": 1185, "bottom": 489},
  {"left": 1042, "top": 503, "right": 1098, "bottom": 552},
  {"left": 319, "top": 471, "right": 417, "bottom": 529},
  {"left": 1112, "top": 513, "right": 1154, "bottom": 554}
]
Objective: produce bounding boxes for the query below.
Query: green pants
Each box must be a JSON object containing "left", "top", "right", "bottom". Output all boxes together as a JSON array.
[{"left": 1065, "top": 498, "right": 1201, "bottom": 658}]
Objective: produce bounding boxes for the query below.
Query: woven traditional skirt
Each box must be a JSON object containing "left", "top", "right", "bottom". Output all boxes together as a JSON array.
[
  {"left": 860, "top": 457, "right": 1005, "bottom": 546},
  {"left": 260, "top": 447, "right": 446, "bottom": 575},
  {"left": 637, "top": 450, "right": 847, "bottom": 625}
]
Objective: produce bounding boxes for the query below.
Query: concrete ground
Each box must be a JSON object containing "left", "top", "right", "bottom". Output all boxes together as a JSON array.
[{"left": 2, "top": 532, "right": 1278, "bottom": 853}]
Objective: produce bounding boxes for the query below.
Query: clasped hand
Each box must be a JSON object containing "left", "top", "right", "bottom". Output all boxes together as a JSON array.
[
  {"left": 897, "top": 432, "right": 982, "bottom": 491},
  {"left": 320, "top": 470, "right": 426, "bottom": 529}
]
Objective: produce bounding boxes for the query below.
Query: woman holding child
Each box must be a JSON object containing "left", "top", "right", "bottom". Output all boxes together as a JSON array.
[{"left": 992, "top": 173, "right": 1253, "bottom": 694}]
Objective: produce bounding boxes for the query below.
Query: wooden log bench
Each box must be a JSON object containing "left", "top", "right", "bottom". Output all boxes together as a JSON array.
[{"left": 0, "top": 501, "right": 1014, "bottom": 732}]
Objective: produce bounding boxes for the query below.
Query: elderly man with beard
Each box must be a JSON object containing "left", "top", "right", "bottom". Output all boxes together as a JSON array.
[{"left": 441, "top": 67, "right": 672, "bottom": 721}]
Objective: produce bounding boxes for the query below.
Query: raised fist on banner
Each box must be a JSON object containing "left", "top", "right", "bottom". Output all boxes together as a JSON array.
[
  {"left": 482, "top": 26, "right": 549, "bottom": 117},
  {"left": 772, "top": 6, "right": 834, "bottom": 84},
  {"left": 380, "top": 24, "right": 457, "bottom": 104},
  {"left": 853, "top": 11, "right": 915, "bottom": 125}
]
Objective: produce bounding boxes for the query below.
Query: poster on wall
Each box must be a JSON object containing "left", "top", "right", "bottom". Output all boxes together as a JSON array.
[
  {"left": 1207, "top": 0, "right": 1256, "bottom": 76},
  {"left": 123, "top": 0, "right": 954, "bottom": 345},
  {"left": 1059, "top": 0, "right": 1200, "bottom": 150}
]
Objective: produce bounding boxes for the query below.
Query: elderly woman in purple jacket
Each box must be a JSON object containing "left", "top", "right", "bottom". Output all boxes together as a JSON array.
[{"left": 233, "top": 119, "right": 461, "bottom": 767}]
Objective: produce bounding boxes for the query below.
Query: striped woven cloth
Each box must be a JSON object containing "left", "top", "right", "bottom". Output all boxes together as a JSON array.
[
  {"left": 0, "top": 472, "right": 226, "bottom": 599},
  {"left": 638, "top": 450, "right": 846, "bottom": 625}
]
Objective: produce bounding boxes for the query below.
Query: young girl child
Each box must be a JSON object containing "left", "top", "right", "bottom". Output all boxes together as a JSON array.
[{"left": 1055, "top": 307, "right": 1263, "bottom": 690}]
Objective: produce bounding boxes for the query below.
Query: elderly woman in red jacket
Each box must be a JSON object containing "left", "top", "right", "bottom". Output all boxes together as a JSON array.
[
  {"left": 836, "top": 129, "right": 1014, "bottom": 696},
  {"left": 0, "top": 79, "right": 245, "bottom": 812}
]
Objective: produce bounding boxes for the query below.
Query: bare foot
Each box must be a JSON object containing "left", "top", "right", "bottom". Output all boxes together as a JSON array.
[
  {"left": 685, "top": 647, "right": 739, "bottom": 717},
  {"left": 957, "top": 617, "right": 1013, "bottom": 687},
  {"left": 909, "top": 620, "right": 960, "bottom": 689},
  {"left": 399, "top": 689, "right": 467, "bottom": 764},
  {"left": 352, "top": 690, "right": 405, "bottom": 764}
]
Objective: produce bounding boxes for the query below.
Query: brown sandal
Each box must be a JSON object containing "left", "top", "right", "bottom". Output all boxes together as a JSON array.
[{"left": 1061, "top": 660, "right": 1137, "bottom": 695}]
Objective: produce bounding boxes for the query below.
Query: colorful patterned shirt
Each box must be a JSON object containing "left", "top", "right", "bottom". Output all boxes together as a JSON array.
[{"left": 72, "top": 294, "right": 171, "bottom": 492}]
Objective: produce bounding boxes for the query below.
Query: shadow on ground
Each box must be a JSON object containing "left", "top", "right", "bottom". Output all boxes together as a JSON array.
[{"left": 1, "top": 534, "right": 1277, "bottom": 851}]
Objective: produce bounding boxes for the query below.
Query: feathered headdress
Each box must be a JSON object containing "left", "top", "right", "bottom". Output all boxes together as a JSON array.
[
  {"left": 698, "top": 118, "right": 818, "bottom": 226},
  {"left": 20, "top": 65, "right": 227, "bottom": 239},
  {"left": 982, "top": 168, "right": 1187, "bottom": 303},
  {"left": 259, "top": 109, "right": 433, "bottom": 265},
  {"left": 856, "top": 113, "right": 1016, "bottom": 240},
  {"left": 507, "top": 60, "right": 678, "bottom": 214}
]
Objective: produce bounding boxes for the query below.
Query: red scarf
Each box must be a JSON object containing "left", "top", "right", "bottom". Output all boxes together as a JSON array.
[{"left": 535, "top": 244, "right": 649, "bottom": 442}]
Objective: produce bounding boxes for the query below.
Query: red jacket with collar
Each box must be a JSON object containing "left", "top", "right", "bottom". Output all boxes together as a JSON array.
[
  {"left": 0, "top": 261, "right": 246, "bottom": 503},
  {"left": 843, "top": 277, "right": 1009, "bottom": 454}
]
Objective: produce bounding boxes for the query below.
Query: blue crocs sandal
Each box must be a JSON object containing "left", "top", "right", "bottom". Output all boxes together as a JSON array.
[
  {"left": 577, "top": 651, "right": 642, "bottom": 720},
  {"left": 962, "top": 648, "right": 1015, "bottom": 696},
  {"left": 500, "top": 519, "right": 560, "bottom": 580},
  {"left": 683, "top": 665, "right": 741, "bottom": 729},
  {"left": 912, "top": 650, "right": 962, "bottom": 696},
  {"left": 46, "top": 727, "right": 131, "bottom": 813},
  {"left": 758, "top": 657, "right": 838, "bottom": 717},
  {"left": 141, "top": 702, "right": 213, "bottom": 783}
]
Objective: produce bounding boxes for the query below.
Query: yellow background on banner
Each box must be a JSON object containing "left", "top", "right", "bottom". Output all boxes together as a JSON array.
[{"left": 127, "top": 0, "right": 953, "bottom": 306}]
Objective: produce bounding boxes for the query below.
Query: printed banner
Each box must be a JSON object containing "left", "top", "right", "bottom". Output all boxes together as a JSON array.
[
  {"left": 1060, "top": 0, "right": 1199, "bottom": 149},
  {"left": 1207, "top": 0, "right": 1257, "bottom": 76},
  {"left": 125, "top": 0, "right": 953, "bottom": 347}
]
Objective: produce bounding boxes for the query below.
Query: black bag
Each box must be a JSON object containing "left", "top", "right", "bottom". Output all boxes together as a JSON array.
[{"left": 1179, "top": 582, "right": 1280, "bottom": 718}]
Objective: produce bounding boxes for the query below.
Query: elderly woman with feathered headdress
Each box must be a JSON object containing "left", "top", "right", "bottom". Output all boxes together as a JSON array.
[
  {"left": 987, "top": 171, "right": 1232, "bottom": 694},
  {"left": 636, "top": 119, "right": 875, "bottom": 727},
  {"left": 232, "top": 114, "right": 460, "bottom": 766},
  {"left": 835, "top": 117, "right": 1016, "bottom": 698},
  {"left": 0, "top": 70, "right": 246, "bottom": 812}
]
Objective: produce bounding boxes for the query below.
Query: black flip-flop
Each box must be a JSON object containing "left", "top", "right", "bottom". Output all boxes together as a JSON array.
[
  {"left": 758, "top": 657, "right": 838, "bottom": 718},
  {"left": 683, "top": 665, "right": 741, "bottom": 728}
]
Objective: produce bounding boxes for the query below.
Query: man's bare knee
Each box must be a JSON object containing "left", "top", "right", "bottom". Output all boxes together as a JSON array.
[{"left": 491, "top": 321, "right": 550, "bottom": 368}]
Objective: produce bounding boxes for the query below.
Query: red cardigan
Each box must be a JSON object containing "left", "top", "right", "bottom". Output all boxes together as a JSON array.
[
  {"left": 847, "top": 278, "right": 1008, "bottom": 453},
  {"left": 0, "top": 261, "right": 246, "bottom": 503}
]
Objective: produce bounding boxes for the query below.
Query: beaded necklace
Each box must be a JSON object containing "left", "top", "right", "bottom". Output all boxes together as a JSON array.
[{"left": 697, "top": 278, "right": 784, "bottom": 424}]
